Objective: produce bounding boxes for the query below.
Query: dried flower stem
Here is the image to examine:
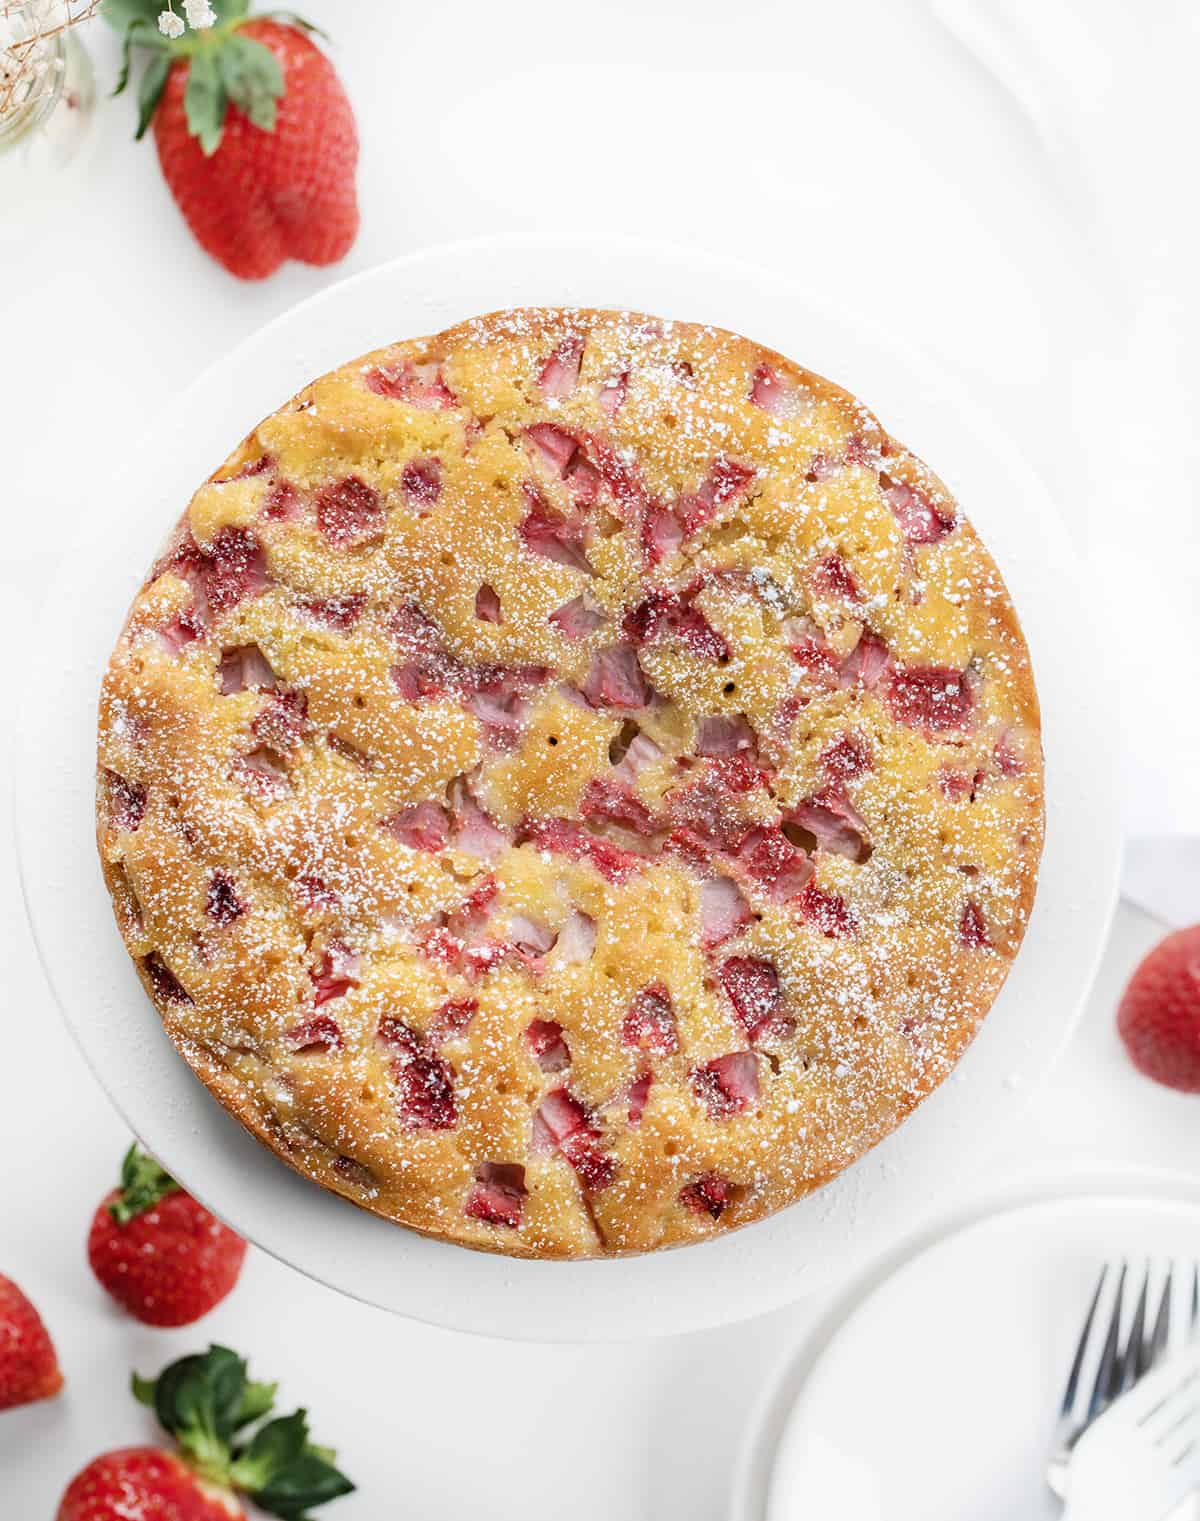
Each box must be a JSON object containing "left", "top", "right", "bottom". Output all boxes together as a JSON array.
[{"left": 1, "top": 1, "right": 99, "bottom": 121}]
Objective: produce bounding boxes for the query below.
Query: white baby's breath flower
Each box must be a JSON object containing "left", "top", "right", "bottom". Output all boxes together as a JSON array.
[
  {"left": 183, "top": 0, "right": 216, "bottom": 26},
  {"left": 157, "top": 8, "right": 184, "bottom": 37}
]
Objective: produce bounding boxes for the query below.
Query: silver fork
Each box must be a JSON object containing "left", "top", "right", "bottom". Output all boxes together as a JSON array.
[{"left": 1049, "top": 1260, "right": 1200, "bottom": 1500}]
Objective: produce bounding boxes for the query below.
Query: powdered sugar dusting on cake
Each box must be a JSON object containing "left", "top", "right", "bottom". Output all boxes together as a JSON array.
[{"left": 96, "top": 308, "right": 1044, "bottom": 1260}]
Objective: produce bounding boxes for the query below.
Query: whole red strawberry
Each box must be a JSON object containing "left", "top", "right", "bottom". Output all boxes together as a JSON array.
[
  {"left": 57, "top": 1448, "right": 243, "bottom": 1520},
  {"left": 1117, "top": 924, "right": 1200, "bottom": 1092},
  {"left": 57, "top": 1345, "right": 354, "bottom": 1520},
  {"left": 106, "top": 3, "right": 359, "bottom": 280},
  {"left": 0, "top": 1272, "right": 63, "bottom": 1411},
  {"left": 88, "top": 1145, "right": 247, "bottom": 1326}
]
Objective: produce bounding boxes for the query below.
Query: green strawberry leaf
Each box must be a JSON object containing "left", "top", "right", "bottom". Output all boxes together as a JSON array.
[
  {"left": 234, "top": 1412, "right": 355, "bottom": 1521},
  {"left": 135, "top": 51, "right": 173, "bottom": 138},
  {"left": 109, "top": 1143, "right": 179, "bottom": 1224},
  {"left": 212, "top": 0, "right": 252, "bottom": 19},
  {"left": 113, "top": 17, "right": 167, "bottom": 98},
  {"left": 130, "top": 1347, "right": 353, "bottom": 1516},
  {"left": 184, "top": 45, "right": 227, "bottom": 155},
  {"left": 217, "top": 33, "right": 283, "bottom": 131},
  {"left": 101, "top": 0, "right": 166, "bottom": 32}
]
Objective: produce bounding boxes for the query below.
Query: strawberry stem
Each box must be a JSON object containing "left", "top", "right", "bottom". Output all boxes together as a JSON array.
[{"left": 109, "top": 1143, "right": 179, "bottom": 1225}]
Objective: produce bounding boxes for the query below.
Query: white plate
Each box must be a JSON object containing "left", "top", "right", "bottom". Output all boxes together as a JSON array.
[
  {"left": 16, "top": 235, "right": 1120, "bottom": 1341},
  {"left": 757, "top": 1183, "right": 1200, "bottom": 1521}
]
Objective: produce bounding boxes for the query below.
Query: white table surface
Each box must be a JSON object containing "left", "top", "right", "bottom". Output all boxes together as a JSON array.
[{"left": 1, "top": 1, "right": 1195, "bottom": 1513}]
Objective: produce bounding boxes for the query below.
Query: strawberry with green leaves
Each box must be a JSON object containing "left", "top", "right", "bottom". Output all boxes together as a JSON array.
[
  {"left": 56, "top": 1344, "right": 355, "bottom": 1520},
  {"left": 103, "top": 0, "right": 359, "bottom": 279},
  {"left": 88, "top": 1145, "right": 247, "bottom": 1326}
]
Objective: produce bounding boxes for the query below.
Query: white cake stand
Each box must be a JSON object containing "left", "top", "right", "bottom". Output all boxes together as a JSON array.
[{"left": 16, "top": 236, "right": 1120, "bottom": 1341}]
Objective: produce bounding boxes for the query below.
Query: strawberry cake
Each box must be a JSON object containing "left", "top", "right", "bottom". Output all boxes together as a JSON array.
[{"left": 96, "top": 308, "right": 1044, "bottom": 1259}]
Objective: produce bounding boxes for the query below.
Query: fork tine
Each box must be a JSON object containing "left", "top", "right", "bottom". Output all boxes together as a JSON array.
[
  {"left": 1088, "top": 1260, "right": 1128, "bottom": 1422},
  {"left": 1062, "top": 1263, "right": 1108, "bottom": 1417},
  {"left": 1126, "top": 1263, "right": 1152, "bottom": 1387},
  {"left": 1190, "top": 1264, "right": 1198, "bottom": 1340},
  {"left": 1151, "top": 1262, "right": 1175, "bottom": 1365}
]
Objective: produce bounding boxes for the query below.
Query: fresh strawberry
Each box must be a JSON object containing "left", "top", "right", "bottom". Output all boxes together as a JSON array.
[
  {"left": 57, "top": 1345, "right": 354, "bottom": 1519},
  {"left": 0, "top": 1273, "right": 63, "bottom": 1411},
  {"left": 1117, "top": 925, "right": 1200, "bottom": 1092},
  {"left": 57, "top": 1448, "right": 243, "bottom": 1520},
  {"left": 105, "top": 2, "right": 359, "bottom": 280},
  {"left": 88, "top": 1145, "right": 247, "bottom": 1326}
]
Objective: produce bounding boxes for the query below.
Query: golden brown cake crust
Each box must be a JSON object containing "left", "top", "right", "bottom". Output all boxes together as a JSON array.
[{"left": 97, "top": 308, "right": 1044, "bottom": 1259}]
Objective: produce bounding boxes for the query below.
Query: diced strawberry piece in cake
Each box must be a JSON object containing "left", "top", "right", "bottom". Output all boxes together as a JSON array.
[
  {"left": 159, "top": 608, "right": 205, "bottom": 654},
  {"left": 218, "top": 643, "right": 276, "bottom": 695},
  {"left": 526, "top": 1018, "right": 571, "bottom": 1072},
  {"left": 538, "top": 335, "right": 585, "bottom": 399},
  {"left": 680, "top": 1173, "right": 734, "bottom": 1219},
  {"left": 734, "top": 825, "right": 814, "bottom": 903},
  {"left": 554, "top": 910, "right": 597, "bottom": 965},
  {"left": 880, "top": 474, "right": 956, "bottom": 544},
  {"left": 549, "top": 593, "right": 605, "bottom": 638},
  {"left": 839, "top": 631, "right": 891, "bottom": 690},
  {"left": 581, "top": 644, "right": 651, "bottom": 709},
  {"left": 796, "top": 879, "right": 855, "bottom": 937},
  {"left": 611, "top": 727, "right": 664, "bottom": 783},
  {"left": 820, "top": 731, "right": 874, "bottom": 783},
  {"left": 448, "top": 778, "right": 509, "bottom": 860},
  {"left": 580, "top": 779, "right": 660, "bottom": 837},
  {"left": 392, "top": 1050, "right": 458, "bottom": 1130},
  {"left": 383, "top": 800, "right": 450, "bottom": 853},
  {"left": 582, "top": 433, "right": 651, "bottom": 520},
  {"left": 522, "top": 816, "right": 643, "bottom": 883},
  {"left": 530, "top": 1087, "right": 611, "bottom": 1192},
  {"left": 366, "top": 360, "right": 456, "bottom": 409},
  {"left": 311, "top": 942, "right": 360, "bottom": 1006},
  {"left": 641, "top": 502, "right": 684, "bottom": 564},
  {"left": 518, "top": 490, "right": 592, "bottom": 573},
  {"left": 885, "top": 665, "right": 975, "bottom": 732},
  {"left": 428, "top": 998, "right": 479, "bottom": 1044},
  {"left": 623, "top": 588, "right": 729, "bottom": 662},
  {"left": 475, "top": 584, "right": 503, "bottom": 623},
  {"left": 720, "top": 955, "right": 792, "bottom": 1041},
  {"left": 621, "top": 984, "right": 678, "bottom": 1054},
  {"left": 316, "top": 475, "right": 385, "bottom": 549},
  {"left": 786, "top": 793, "right": 872, "bottom": 864},
  {"left": 262, "top": 480, "right": 302, "bottom": 521},
  {"left": 810, "top": 553, "right": 860, "bottom": 603},
  {"left": 959, "top": 899, "right": 992, "bottom": 949},
  {"left": 625, "top": 1070, "right": 653, "bottom": 1126},
  {"left": 509, "top": 914, "right": 558, "bottom": 958},
  {"left": 526, "top": 423, "right": 579, "bottom": 478},
  {"left": 750, "top": 363, "right": 808, "bottom": 418},
  {"left": 202, "top": 528, "right": 271, "bottom": 615},
  {"left": 598, "top": 370, "right": 629, "bottom": 416},
  {"left": 252, "top": 689, "right": 309, "bottom": 754},
  {"left": 401, "top": 458, "right": 442, "bottom": 511},
  {"left": 675, "top": 456, "right": 756, "bottom": 536},
  {"left": 465, "top": 1162, "right": 527, "bottom": 1227},
  {"left": 285, "top": 1014, "right": 343, "bottom": 1053},
  {"left": 699, "top": 875, "right": 752, "bottom": 948},
  {"left": 206, "top": 870, "right": 244, "bottom": 926},
  {"left": 143, "top": 953, "right": 192, "bottom": 1005},
  {"left": 105, "top": 770, "right": 146, "bottom": 832},
  {"left": 692, "top": 1051, "right": 760, "bottom": 1118},
  {"left": 695, "top": 714, "right": 757, "bottom": 759},
  {"left": 230, "top": 746, "right": 289, "bottom": 800}
]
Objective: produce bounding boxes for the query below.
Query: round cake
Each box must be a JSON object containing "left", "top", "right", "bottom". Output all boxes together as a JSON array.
[{"left": 97, "top": 307, "right": 1044, "bottom": 1259}]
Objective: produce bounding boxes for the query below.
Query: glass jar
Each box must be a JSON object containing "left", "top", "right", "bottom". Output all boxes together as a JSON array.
[{"left": 0, "top": 5, "right": 95, "bottom": 167}]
